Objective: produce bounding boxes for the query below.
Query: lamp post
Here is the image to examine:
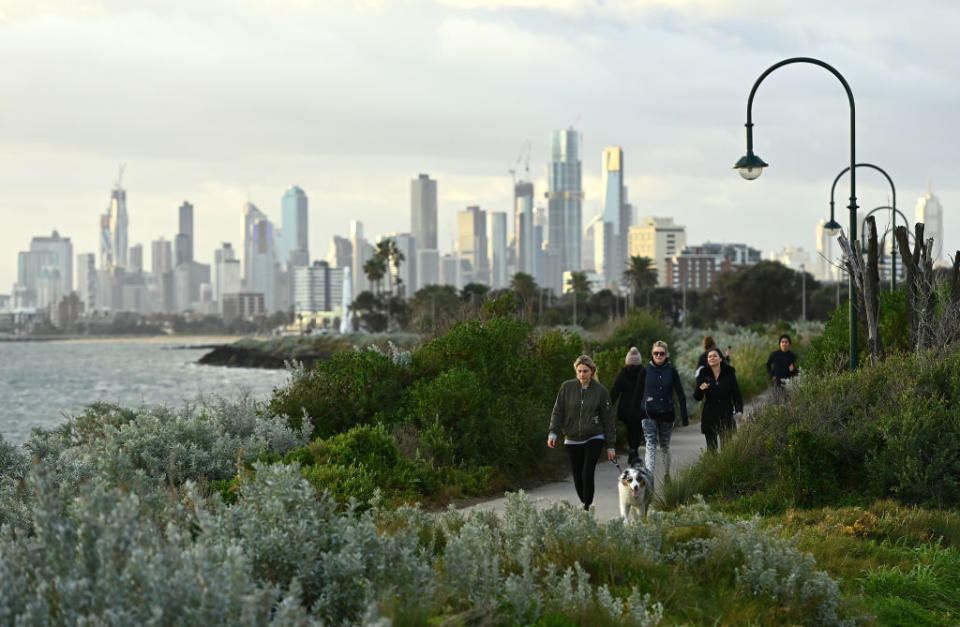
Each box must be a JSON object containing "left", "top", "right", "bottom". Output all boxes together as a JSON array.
[
  {"left": 800, "top": 263, "right": 806, "bottom": 321},
  {"left": 828, "top": 163, "right": 898, "bottom": 290},
  {"left": 734, "top": 57, "right": 859, "bottom": 370}
]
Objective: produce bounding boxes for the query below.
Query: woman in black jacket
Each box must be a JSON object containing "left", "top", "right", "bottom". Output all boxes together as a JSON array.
[
  {"left": 694, "top": 347, "right": 743, "bottom": 451},
  {"left": 609, "top": 346, "right": 645, "bottom": 461}
]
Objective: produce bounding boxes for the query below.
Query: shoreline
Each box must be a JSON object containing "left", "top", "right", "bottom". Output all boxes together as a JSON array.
[{"left": 0, "top": 334, "right": 262, "bottom": 345}]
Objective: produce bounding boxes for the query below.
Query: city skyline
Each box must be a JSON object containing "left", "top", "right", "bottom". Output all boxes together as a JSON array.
[{"left": 1, "top": 1, "right": 958, "bottom": 291}]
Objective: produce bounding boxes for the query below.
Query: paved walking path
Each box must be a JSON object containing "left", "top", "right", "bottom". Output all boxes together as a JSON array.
[{"left": 462, "top": 392, "right": 772, "bottom": 522}]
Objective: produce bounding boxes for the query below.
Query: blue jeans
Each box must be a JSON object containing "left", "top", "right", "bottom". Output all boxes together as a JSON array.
[{"left": 642, "top": 415, "right": 674, "bottom": 477}]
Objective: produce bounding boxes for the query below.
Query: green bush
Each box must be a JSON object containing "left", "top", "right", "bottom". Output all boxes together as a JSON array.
[
  {"left": 599, "top": 309, "right": 672, "bottom": 353},
  {"left": 672, "top": 346, "right": 960, "bottom": 511},
  {"left": 269, "top": 348, "right": 409, "bottom": 439},
  {"left": 303, "top": 424, "right": 435, "bottom": 505},
  {"left": 806, "top": 291, "right": 910, "bottom": 375},
  {"left": 775, "top": 427, "right": 842, "bottom": 507}
]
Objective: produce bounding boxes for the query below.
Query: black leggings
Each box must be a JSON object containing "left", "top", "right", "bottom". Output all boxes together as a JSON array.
[{"left": 565, "top": 439, "right": 604, "bottom": 509}]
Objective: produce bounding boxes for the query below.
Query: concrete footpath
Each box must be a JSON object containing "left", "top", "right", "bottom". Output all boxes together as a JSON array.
[
  {"left": 462, "top": 393, "right": 771, "bottom": 522},
  {"left": 462, "top": 423, "right": 707, "bottom": 522}
]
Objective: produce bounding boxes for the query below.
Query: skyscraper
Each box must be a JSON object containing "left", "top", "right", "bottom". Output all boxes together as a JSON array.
[
  {"left": 514, "top": 182, "right": 535, "bottom": 276},
  {"left": 457, "top": 206, "right": 488, "bottom": 284},
  {"left": 177, "top": 201, "right": 194, "bottom": 265},
  {"left": 601, "top": 146, "right": 628, "bottom": 282},
  {"left": 109, "top": 185, "right": 128, "bottom": 268},
  {"left": 243, "top": 202, "right": 267, "bottom": 288},
  {"left": 326, "top": 235, "right": 353, "bottom": 268},
  {"left": 915, "top": 186, "right": 945, "bottom": 263},
  {"left": 129, "top": 244, "right": 143, "bottom": 274},
  {"left": 76, "top": 253, "right": 96, "bottom": 311},
  {"left": 546, "top": 128, "right": 583, "bottom": 275},
  {"left": 213, "top": 243, "right": 242, "bottom": 312},
  {"left": 350, "top": 220, "right": 371, "bottom": 297},
  {"left": 279, "top": 186, "right": 309, "bottom": 268},
  {"left": 249, "top": 217, "right": 276, "bottom": 312},
  {"left": 151, "top": 238, "right": 173, "bottom": 275},
  {"left": 487, "top": 212, "right": 507, "bottom": 288},
  {"left": 411, "top": 174, "right": 438, "bottom": 251},
  {"left": 816, "top": 220, "right": 837, "bottom": 282}
]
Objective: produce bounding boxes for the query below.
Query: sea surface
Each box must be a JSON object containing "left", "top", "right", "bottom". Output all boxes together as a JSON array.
[{"left": 0, "top": 337, "right": 291, "bottom": 445}]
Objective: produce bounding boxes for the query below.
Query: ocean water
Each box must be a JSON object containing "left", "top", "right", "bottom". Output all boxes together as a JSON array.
[{"left": 0, "top": 338, "right": 291, "bottom": 445}]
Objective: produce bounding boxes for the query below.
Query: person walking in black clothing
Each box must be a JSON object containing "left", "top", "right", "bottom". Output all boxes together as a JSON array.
[
  {"left": 610, "top": 346, "right": 645, "bottom": 461},
  {"left": 632, "top": 341, "right": 688, "bottom": 479},
  {"left": 694, "top": 347, "right": 743, "bottom": 451},
  {"left": 766, "top": 334, "right": 799, "bottom": 386},
  {"left": 696, "top": 335, "right": 730, "bottom": 371},
  {"left": 548, "top": 355, "right": 616, "bottom": 511}
]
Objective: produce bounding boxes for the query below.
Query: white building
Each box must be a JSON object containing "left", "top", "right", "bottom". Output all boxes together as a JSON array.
[
  {"left": 293, "top": 261, "right": 345, "bottom": 324},
  {"left": 627, "top": 217, "right": 687, "bottom": 288},
  {"left": 915, "top": 186, "right": 945, "bottom": 264}
]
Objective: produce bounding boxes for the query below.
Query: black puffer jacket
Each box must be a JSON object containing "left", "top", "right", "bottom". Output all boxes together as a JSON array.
[
  {"left": 610, "top": 364, "right": 643, "bottom": 423},
  {"left": 693, "top": 362, "right": 743, "bottom": 431}
]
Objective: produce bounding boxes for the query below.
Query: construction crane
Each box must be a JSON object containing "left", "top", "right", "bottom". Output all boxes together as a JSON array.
[{"left": 508, "top": 140, "right": 532, "bottom": 185}]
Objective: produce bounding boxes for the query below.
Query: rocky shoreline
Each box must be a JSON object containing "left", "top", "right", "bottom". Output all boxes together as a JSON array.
[{"left": 197, "top": 344, "right": 336, "bottom": 369}]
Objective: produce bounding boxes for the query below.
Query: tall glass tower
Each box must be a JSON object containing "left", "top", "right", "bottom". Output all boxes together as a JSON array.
[
  {"left": 411, "top": 174, "right": 438, "bottom": 251},
  {"left": 279, "top": 186, "right": 309, "bottom": 268},
  {"left": 546, "top": 129, "right": 583, "bottom": 273},
  {"left": 109, "top": 186, "right": 128, "bottom": 268},
  {"left": 600, "top": 146, "right": 626, "bottom": 281}
]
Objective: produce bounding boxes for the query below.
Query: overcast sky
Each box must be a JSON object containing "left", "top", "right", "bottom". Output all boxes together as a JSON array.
[{"left": 1, "top": 0, "right": 957, "bottom": 291}]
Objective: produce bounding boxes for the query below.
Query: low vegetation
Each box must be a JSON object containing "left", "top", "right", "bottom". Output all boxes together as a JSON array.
[{"left": 2, "top": 298, "right": 959, "bottom": 624}]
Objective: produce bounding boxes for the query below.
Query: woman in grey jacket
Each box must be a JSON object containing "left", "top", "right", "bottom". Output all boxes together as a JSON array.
[{"left": 548, "top": 355, "right": 617, "bottom": 511}]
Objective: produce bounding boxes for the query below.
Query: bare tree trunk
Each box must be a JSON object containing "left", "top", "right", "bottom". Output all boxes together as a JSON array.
[
  {"left": 894, "top": 222, "right": 941, "bottom": 352},
  {"left": 950, "top": 252, "right": 960, "bottom": 307},
  {"left": 838, "top": 218, "right": 883, "bottom": 364},
  {"left": 894, "top": 224, "right": 919, "bottom": 347},
  {"left": 865, "top": 217, "right": 884, "bottom": 360}
]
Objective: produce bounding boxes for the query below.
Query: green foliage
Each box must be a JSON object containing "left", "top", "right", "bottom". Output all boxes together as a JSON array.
[
  {"left": 599, "top": 308, "right": 672, "bottom": 353},
  {"left": 776, "top": 428, "right": 842, "bottom": 507},
  {"left": 269, "top": 347, "right": 408, "bottom": 439},
  {"left": 806, "top": 291, "right": 911, "bottom": 375},
  {"left": 669, "top": 345, "right": 960, "bottom": 511}
]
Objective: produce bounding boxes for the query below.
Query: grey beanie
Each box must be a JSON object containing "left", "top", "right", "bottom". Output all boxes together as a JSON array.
[{"left": 625, "top": 346, "right": 642, "bottom": 365}]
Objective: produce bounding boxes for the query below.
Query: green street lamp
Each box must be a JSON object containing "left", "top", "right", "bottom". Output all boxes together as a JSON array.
[
  {"left": 829, "top": 163, "right": 899, "bottom": 290},
  {"left": 735, "top": 57, "right": 859, "bottom": 370}
]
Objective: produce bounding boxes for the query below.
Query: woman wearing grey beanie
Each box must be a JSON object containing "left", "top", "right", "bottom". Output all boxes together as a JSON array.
[{"left": 610, "top": 346, "right": 646, "bottom": 461}]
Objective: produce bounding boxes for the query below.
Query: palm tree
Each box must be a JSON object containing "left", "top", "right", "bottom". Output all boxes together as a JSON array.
[
  {"left": 374, "top": 239, "right": 394, "bottom": 296},
  {"left": 566, "top": 271, "right": 591, "bottom": 326},
  {"left": 363, "top": 256, "right": 387, "bottom": 295},
  {"left": 387, "top": 240, "right": 405, "bottom": 297},
  {"left": 623, "top": 255, "right": 658, "bottom": 307}
]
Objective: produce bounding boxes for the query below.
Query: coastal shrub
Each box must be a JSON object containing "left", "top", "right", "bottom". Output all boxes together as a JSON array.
[
  {"left": 300, "top": 424, "right": 435, "bottom": 505},
  {"left": 269, "top": 347, "right": 409, "bottom": 439},
  {"left": 21, "top": 398, "right": 308, "bottom": 494},
  {"left": 0, "top": 472, "right": 307, "bottom": 625}
]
